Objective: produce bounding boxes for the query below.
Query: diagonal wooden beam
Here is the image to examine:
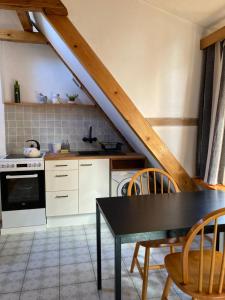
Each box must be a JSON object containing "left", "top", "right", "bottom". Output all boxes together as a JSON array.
[
  {"left": 0, "top": 29, "right": 47, "bottom": 44},
  {"left": 17, "top": 11, "right": 33, "bottom": 32},
  {"left": 0, "top": 0, "right": 67, "bottom": 16},
  {"left": 200, "top": 26, "right": 225, "bottom": 50},
  {"left": 44, "top": 14, "right": 197, "bottom": 192}
]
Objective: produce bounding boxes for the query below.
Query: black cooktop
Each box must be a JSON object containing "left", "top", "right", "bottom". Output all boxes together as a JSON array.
[{"left": 5, "top": 154, "right": 43, "bottom": 159}]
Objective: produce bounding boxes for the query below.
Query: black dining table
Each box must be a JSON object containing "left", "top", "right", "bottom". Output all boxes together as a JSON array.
[{"left": 96, "top": 190, "right": 225, "bottom": 300}]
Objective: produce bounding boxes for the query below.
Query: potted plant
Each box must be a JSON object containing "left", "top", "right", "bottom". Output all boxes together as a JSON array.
[{"left": 66, "top": 93, "right": 79, "bottom": 103}]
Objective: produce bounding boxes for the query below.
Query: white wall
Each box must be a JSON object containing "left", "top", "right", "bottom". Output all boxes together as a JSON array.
[
  {"left": 0, "top": 42, "right": 6, "bottom": 156},
  {"left": 0, "top": 11, "right": 92, "bottom": 105},
  {"left": 61, "top": 0, "right": 203, "bottom": 175}
]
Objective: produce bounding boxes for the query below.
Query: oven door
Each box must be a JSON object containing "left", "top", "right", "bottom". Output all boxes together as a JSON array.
[{"left": 0, "top": 171, "right": 45, "bottom": 211}]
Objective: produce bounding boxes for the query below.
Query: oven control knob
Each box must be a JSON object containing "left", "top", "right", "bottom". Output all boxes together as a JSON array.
[
  {"left": 7, "top": 164, "right": 9, "bottom": 168},
  {"left": 38, "top": 163, "right": 41, "bottom": 167},
  {"left": 33, "top": 163, "right": 37, "bottom": 167}
]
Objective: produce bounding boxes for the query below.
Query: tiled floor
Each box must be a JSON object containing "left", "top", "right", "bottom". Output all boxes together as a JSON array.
[{"left": 0, "top": 224, "right": 197, "bottom": 300}]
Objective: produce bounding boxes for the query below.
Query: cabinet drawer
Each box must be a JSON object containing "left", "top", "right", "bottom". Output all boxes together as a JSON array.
[
  {"left": 45, "top": 170, "right": 78, "bottom": 191},
  {"left": 46, "top": 190, "right": 78, "bottom": 216},
  {"left": 45, "top": 160, "right": 78, "bottom": 171}
]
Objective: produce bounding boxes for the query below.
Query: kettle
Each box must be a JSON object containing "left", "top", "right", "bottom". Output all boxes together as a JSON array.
[{"left": 24, "top": 140, "right": 41, "bottom": 158}]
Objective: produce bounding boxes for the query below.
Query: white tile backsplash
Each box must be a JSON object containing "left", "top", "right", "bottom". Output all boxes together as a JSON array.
[{"left": 5, "top": 104, "right": 128, "bottom": 154}]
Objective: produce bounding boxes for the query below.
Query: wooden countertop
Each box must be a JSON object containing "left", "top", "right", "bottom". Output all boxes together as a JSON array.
[{"left": 44, "top": 152, "right": 145, "bottom": 161}]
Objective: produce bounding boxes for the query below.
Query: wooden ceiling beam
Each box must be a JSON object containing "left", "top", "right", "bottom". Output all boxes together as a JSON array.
[
  {"left": 146, "top": 118, "right": 198, "bottom": 127},
  {"left": 0, "top": 1, "right": 67, "bottom": 16},
  {"left": 200, "top": 26, "right": 225, "bottom": 50},
  {"left": 0, "top": 29, "right": 48, "bottom": 44},
  {"left": 17, "top": 11, "right": 33, "bottom": 32}
]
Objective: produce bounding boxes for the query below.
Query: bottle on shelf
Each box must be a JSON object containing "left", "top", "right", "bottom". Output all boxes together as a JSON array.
[{"left": 14, "top": 80, "right": 20, "bottom": 103}]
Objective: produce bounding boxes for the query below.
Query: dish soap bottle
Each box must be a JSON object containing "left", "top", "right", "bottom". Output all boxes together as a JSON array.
[{"left": 14, "top": 80, "right": 20, "bottom": 103}]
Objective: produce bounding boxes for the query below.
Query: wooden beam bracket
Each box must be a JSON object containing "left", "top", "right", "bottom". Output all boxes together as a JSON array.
[
  {"left": 0, "top": 29, "right": 48, "bottom": 44},
  {"left": 17, "top": 11, "right": 33, "bottom": 32},
  {"left": 200, "top": 26, "right": 225, "bottom": 50},
  {"left": 0, "top": 1, "right": 67, "bottom": 16}
]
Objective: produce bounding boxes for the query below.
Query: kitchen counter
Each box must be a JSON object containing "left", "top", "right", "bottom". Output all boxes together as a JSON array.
[{"left": 44, "top": 152, "right": 145, "bottom": 160}]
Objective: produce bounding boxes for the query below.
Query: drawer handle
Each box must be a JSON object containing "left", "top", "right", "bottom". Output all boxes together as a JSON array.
[
  {"left": 55, "top": 175, "right": 68, "bottom": 177},
  {"left": 55, "top": 195, "right": 68, "bottom": 198},
  {"left": 80, "top": 164, "right": 93, "bottom": 167},
  {"left": 55, "top": 165, "right": 68, "bottom": 167}
]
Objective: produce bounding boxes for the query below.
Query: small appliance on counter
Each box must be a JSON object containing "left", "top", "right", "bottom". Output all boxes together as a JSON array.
[
  {"left": 24, "top": 139, "right": 41, "bottom": 158},
  {"left": 0, "top": 153, "right": 46, "bottom": 230}
]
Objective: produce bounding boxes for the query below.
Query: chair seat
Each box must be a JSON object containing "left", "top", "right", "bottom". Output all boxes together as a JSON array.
[
  {"left": 139, "top": 236, "right": 185, "bottom": 248},
  {"left": 165, "top": 250, "right": 225, "bottom": 299}
]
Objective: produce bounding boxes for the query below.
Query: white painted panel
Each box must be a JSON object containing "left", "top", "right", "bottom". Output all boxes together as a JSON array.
[
  {"left": 79, "top": 159, "right": 109, "bottom": 214},
  {"left": 2, "top": 209, "right": 46, "bottom": 228}
]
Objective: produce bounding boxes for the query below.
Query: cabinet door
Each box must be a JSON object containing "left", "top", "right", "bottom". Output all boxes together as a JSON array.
[
  {"left": 46, "top": 190, "right": 78, "bottom": 217},
  {"left": 79, "top": 159, "right": 109, "bottom": 214}
]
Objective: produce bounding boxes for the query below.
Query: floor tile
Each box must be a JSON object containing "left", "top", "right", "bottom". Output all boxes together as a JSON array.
[
  {"left": 0, "top": 271, "right": 24, "bottom": 293},
  {"left": 130, "top": 269, "right": 177, "bottom": 299},
  {"left": 60, "top": 282, "right": 99, "bottom": 300},
  {"left": 60, "top": 262, "right": 95, "bottom": 285},
  {"left": 34, "top": 231, "right": 59, "bottom": 240},
  {"left": 0, "top": 293, "right": 20, "bottom": 300},
  {"left": 0, "top": 254, "right": 29, "bottom": 273},
  {"left": 4, "top": 240, "right": 32, "bottom": 249},
  {"left": 60, "top": 284, "right": 79, "bottom": 300},
  {"left": 0, "top": 224, "right": 192, "bottom": 300},
  {"left": 22, "top": 266, "right": 59, "bottom": 291},
  {"left": 20, "top": 287, "right": 60, "bottom": 300},
  {"left": 93, "top": 259, "right": 128, "bottom": 280},
  {"left": 27, "top": 251, "right": 59, "bottom": 269},
  {"left": 7, "top": 233, "right": 34, "bottom": 242},
  {"left": 89, "top": 246, "right": 114, "bottom": 262},
  {"left": 60, "top": 248, "right": 91, "bottom": 265},
  {"left": 60, "top": 239, "right": 88, "bottom": 250},
  {"left": 99, "top": 277, "right": 139, "bottom": 300},
  {"left": 0, "top": 235, "right": 8, "bottom": 243}
]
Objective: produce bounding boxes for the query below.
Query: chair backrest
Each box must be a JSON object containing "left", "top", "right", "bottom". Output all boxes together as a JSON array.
[
  {"left": 182, "top": 207, "right": 225, "bottom": 295},
  {"left": 127, "top": 168, "right": 179, "bottom": 196}
]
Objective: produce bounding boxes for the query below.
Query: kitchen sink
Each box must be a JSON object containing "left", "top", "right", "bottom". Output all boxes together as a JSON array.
[{"left": 78, "top": 151, "right": 125, "bottom": 156}]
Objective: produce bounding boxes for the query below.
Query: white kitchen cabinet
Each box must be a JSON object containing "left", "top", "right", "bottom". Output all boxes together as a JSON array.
[
  {"left": 78, "top": 159, "right": 109, "bottom": 214},
  {"left": 45, "top": 170, "right": 78, "bottom": 192},
  {"left": 45, "top": 160, "right": 78, "bottom": 171},
  {"left": 46, "top": 190, "right": 78, "bottom": 217}
]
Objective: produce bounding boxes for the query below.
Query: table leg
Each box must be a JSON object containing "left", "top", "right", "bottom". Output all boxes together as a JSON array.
[
  {"left": 115, "top": 236, "right": 121, "bottom": 300},
  {"left": 96, "top": 203, "right": 102, "bottom": 290}
]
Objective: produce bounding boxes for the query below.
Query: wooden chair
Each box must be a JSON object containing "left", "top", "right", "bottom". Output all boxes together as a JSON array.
[
  {"left": 162, "top": 207, "right": 225, "bottom": 300},
  {"left": 127, "top": 168, "right": 184, "bottom": 300}
]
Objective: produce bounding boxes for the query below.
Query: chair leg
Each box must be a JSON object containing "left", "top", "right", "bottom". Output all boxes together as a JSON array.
[
  {"left": 170, "top": 245, "right": 175, "bottom": 253},
  {"left": 142, "top": 247, "right": 150, "bottom": 300},
  {"left": 161, "top": 275, "right": 172, "bottom": 300},
  {"left": 130, "top": 242, "right": 140, "bottom": 273}
]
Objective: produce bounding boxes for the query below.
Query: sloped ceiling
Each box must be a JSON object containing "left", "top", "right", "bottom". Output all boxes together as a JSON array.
[{"left": 144, "top": 0, "right": 225, "bottom": 28}]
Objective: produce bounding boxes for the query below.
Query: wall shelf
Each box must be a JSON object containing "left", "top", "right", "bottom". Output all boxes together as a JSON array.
[{"left": 4, "top": 102, "right": 96, "bottom": 108}]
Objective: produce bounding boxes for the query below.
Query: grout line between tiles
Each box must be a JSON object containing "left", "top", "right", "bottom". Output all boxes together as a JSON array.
[{"left": 19, "top": 233, "right": 35, "bottom": 300}]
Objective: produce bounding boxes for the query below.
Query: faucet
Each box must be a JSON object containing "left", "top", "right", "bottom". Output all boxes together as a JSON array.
[{"left": 82, "top": 126, "right": 97, "bottom": 143}]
